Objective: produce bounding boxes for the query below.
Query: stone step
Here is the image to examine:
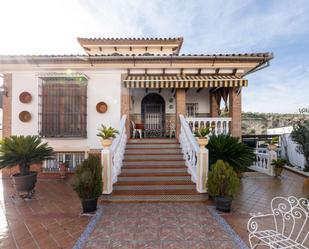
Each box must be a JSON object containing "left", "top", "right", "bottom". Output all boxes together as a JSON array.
[
  {"left": 114, "top": 180, "right": 194, "bottom": 186},
  {"left": 113, "top": 185, "right": 196, "bottom": 190},
  {"left": 100, "top": 194, "right": 208, "bottom": 202},
  {"left": 119, "top": 172, "right": 189, "bottom": 177},
  {"left": 122, "top": 165, "right": 186, "bottom": 169},
  {"left": 121, "top": 168, "right": 187, "bottom": 174},
  {"left": 126, "top": 143, "right": 181, "bottom": 149},
  {"left": 123, "top": 161, "right": 185, "bottom": 166},
  {"left": 128, "top": 139, "right": 177, "bottom": 144},
  {"left": 124, "top": 154, "right": 184, "bottom": 161},
  {"left": 112, "top": 189, "right": 201, "bottom": 196},
  {"left": 117, "top": 175, "right": 192, "bottom": 181},
  {"left": 125, "top": 148, "right": 182, "bottom": 154}
]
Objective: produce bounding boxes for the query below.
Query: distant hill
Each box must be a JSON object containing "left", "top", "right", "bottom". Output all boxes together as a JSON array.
[{"left": 242, "top": 112, "right": 309, "bottom": 135}]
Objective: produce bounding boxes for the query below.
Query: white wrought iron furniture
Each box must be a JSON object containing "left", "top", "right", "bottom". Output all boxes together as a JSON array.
[
  {"left": 131, "top": 120, "right": 142, "bottom": 139},
  {"left": 247, "top": 196, "right": 309, "bottom": 249}
]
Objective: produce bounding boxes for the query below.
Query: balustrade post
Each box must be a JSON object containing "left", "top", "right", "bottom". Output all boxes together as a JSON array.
[
  {"left": 268, "top": 150, "right": 277, "bottom": 176},
  {"left": 102, "top": 148, "right": 113, "bottom": 194},
  {"left": 196, "top": 146, "right": 209, "bottom": 193}
]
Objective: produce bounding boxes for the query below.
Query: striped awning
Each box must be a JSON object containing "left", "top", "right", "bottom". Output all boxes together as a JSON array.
[{"left": 123, "top": 75, "right": 248, "bottom": 88}]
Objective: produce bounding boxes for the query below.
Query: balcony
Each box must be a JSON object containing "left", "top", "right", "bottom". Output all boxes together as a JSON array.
[{"left": 186, "top": 117, "right": 232, "bottom": 135}]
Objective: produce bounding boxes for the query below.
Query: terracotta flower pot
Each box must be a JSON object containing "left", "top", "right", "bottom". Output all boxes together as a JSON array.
[
  {"left": 274, "top": 167, "right": 283, "bottom": 177},
  {"left": 101, "top": 139, "right": 113, "bottom": 149},
  {"left": 59, "top": 163, "right": 68, "bottom": 179},
  {"left": 12, "top": 171, "right": 37, "bottom": 194},
  {"left": 268, "top": 144, "right": 277, "bottom": 151},
  {"left": 197, "top": 138, "right": 208, "bottom": 148}
]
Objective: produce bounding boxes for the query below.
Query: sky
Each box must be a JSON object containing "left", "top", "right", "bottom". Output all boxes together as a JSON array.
[{"left": 0, "top": 0, "right": 309, "bottom": 113}]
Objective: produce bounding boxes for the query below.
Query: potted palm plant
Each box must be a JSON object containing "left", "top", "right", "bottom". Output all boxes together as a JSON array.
[
  {"left": 207, "top": 160, "right": 240, "bottom": 212},
  {"left": 73, "top": 155, "right": 102, "bottom": 213},
  {"left": 271, "top": 158, "right": 287, "bottom": 177},
  {"left": 206, "top": 134, "right": 255, "bottom": 174},
  {"left": 96, "top": 125, "right": 119, "bottom": 149},
  {"left": 0, "top": 136, "right": 54, "bottom": 195},
  {"left": 194, "top": 127, "right": 210, "bottom": 148}
]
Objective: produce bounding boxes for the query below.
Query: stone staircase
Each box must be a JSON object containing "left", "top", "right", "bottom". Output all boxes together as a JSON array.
[{"left": 101, "top": 138, "right": 208, "bottom": 202}]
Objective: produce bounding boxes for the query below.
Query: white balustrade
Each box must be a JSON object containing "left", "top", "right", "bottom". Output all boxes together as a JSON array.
[
  {"left": 101, "top": 115, "right": 127, "bottom": 194},
  {"left": 186, "top": 117, "right": 232, "bottom": 135},
  {"left": 179, "top": 115, "right": 208, "bottom": 193},
  {"left": 251, "top": 150, "right": 277, "bottom": 176}
]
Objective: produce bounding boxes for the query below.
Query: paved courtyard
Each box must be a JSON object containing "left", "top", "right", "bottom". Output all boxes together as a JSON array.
[
  {"left": 84, "top": 203, "right": 241, "bottom": 249},
  {"left": 0, "top": 169, "right": 306, "bottom": 248}
]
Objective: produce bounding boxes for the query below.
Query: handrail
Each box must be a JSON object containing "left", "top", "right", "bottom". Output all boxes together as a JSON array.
[
  {"left": 179, "top": 114, "right": 206, "bottom": 190},
  {"left": 179, "top": 115, "right": 200, "bottom": 153},
  {"left": 110, "top": 115, "right": 127, "bottom": 153},
  {"left": 102, "top": 115, "right": 127, "bottom": 194}
]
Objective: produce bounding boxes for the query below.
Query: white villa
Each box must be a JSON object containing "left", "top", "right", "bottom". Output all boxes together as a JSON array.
[{"left": 0, "top": 37, "right": 273, "bottom": 199}]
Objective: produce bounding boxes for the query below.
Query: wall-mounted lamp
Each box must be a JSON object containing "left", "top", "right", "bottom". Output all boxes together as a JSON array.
[{"left": 0, "top": 86, "right": 8, "bottom": 97}]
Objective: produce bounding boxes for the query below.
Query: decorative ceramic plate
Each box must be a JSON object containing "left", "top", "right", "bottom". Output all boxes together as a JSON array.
[
  {"left": 19, "top": 92, "right": 32, "bottom": 103},
  {"left": 96, "top": 102, "right": 108, "bottom": 113},
  {"left": 19, "top": 111, "right": 32, "bottom": 122}
]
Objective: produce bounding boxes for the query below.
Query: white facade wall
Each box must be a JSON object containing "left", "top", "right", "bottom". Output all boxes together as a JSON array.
[
  {"left": 11, "top": 70, "right": 122, "bottom": 150},
  {"left": 10, "top": 71, "right": 211, "bottom": 151},
  {"left": 131, "top": 88, "right": 210, "bottom": 115}
]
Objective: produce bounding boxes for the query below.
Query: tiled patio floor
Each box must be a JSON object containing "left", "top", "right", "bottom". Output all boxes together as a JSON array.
[
  {"left": 0, "top": 174, "right": 90, "bottom": 249},
  {"left": 84, "top": 203, "right": 240, "bottom": 249},
  {"left": 0, "top": 169, "right": 306, "bottom": 249}
]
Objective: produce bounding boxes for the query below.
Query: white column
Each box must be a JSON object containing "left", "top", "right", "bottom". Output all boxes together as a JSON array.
[
  {"left": 268, "top": 150, "right": 277, "bottom": 176},
  {"left": 196, "top": 146, "right": 209, "bottom": 193},
  {"left": 102, "top": 149, "right": 113, "bottom": 194}
]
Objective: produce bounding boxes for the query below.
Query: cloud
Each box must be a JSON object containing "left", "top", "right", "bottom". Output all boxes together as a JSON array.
[
  {"left": 244, "top": 63, "right": 309, "bottom": 113},
  {"left": 0, "top": 0, "right": 309, "bottom": 113}
]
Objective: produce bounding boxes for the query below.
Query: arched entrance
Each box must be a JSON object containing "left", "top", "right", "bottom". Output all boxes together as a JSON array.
[{"left": 141, "top": 93, "right": 165, "bottom": 137}]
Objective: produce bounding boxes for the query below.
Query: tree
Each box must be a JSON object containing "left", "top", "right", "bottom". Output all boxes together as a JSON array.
[{"left": 291, "top": 120, "right": 309, "bottom": 171}]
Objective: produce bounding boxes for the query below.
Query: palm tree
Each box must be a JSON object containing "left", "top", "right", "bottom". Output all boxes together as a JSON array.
[{"left": 0, "top": 135, "right": 54, "bottom": 176}]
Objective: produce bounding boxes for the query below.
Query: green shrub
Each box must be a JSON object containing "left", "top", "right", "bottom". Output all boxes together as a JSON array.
[
  {"left": 73, "top": 155, "right": 102, "bottom": 200},
  {"left": 0, "top": 135, "right": 54, "bottom": 176},
  {"left": 97, "top": 125, "right": 119, "bottom": 139},
  {"left": 206, "top": 134, "right": 255, "bottom": 172},
  {"left": 207, "top": 160, "right": 240, "bottom": 198}
]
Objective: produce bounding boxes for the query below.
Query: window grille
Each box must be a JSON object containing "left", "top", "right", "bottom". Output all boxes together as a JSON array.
[
  {"left": 186, "top": 103, "right": 199, "bottom": 117},
  {"left": 43, "top": 152, "right": 85, "bottom": 172},
  {"left": 39, "top": 77, "right": 87, "bottom": 137}
]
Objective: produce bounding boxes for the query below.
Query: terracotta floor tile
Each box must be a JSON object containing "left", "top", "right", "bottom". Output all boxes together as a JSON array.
[
  {"left": 161, "top": 240, "right": 186, "bottom": 249},
  {"left": 135, "top": 240, "right": 160, "bottom": 249},
  {"left": 135, "top": 226, "right": 159, "bottom": 241}
]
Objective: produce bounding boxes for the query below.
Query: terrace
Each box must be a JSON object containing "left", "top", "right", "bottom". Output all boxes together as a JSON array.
[{"left": 0, "top": 169, "right": 306, "bottom": 249}]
